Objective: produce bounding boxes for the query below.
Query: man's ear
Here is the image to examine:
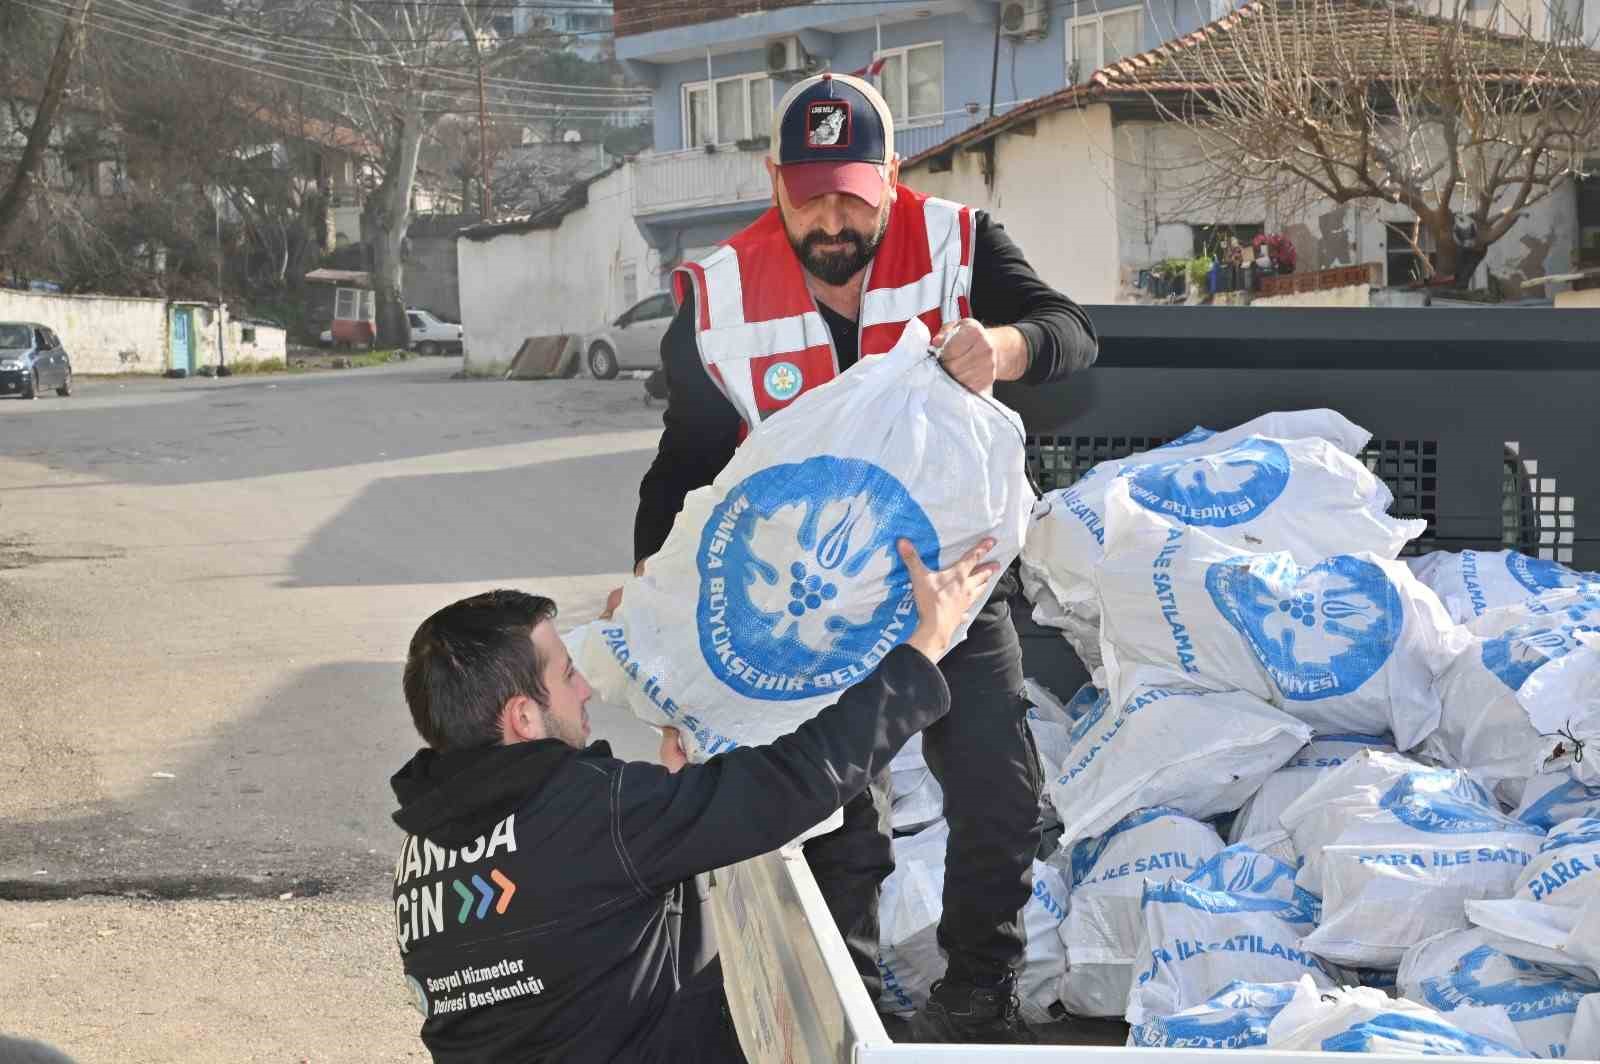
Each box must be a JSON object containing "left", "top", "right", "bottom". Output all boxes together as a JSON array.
[{"left": 500, "top": 694, "right": 546, "bottom": 745}]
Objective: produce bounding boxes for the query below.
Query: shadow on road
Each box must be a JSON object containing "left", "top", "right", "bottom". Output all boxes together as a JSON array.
[
  {"left": 0, "top": 368, "right": 659, "bottom": 489},
  {"left": 0, "top": 660, "right": 416, "bottom": 895},
  {"left": 284, "top": 448, "right": 655, "bottom": 588}
]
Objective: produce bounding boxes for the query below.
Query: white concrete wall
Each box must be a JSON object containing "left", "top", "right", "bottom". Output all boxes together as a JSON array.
[
  {"left": 931, "top": 112, "right": 1579, "bottom": 300},
  {"left": 457, "top": 166, "right": 661, "bottom": 376},
  {"left": 905, "top": 104, "right": 1123, "bottom": 306},
  {"left": 230, "top": 320, "right": 288, "bottom": 363},
  {"left": 0, "top": 289, "right": 168, "bottom": 373}
]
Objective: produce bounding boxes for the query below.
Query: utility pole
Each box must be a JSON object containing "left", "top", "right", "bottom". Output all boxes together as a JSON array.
[
  {"left": 988, "top": 10, "right": 1001, "bottom": 117},
  {"left": 476, "top": 55, "right": 493, "bottom": 222},
  {"left": 215, "top": 190, "right": 230, "bottom": 376}
]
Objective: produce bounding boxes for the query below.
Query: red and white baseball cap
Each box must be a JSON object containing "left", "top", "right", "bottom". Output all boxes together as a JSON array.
[{"left": 771, "top": 72, "right": 897, "bottom": 208}]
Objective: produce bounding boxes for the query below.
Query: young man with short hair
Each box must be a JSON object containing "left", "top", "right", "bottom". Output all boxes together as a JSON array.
[{"left": 389, "top": 536, "right": 1001, "bottom": 1062}]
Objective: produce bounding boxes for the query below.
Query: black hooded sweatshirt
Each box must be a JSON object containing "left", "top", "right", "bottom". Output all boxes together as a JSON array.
[{"left": 389, "top": 644, "right": 950, "bottom": 1063}]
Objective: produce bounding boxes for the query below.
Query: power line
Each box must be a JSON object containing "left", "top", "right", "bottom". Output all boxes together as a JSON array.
[
  {"left": 19, "top": 0, "right": 652, "bottom": 114},
  {"left": 109, "top": 0, "right": 649, "bottom": 94}
]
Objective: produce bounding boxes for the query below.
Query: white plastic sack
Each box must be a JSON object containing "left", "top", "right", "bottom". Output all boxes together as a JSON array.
[
  {"left": 1515, "top": 773, "right": 1600, "bottom": 832},
  {"left": 1028, "top": 716, "right": 1071, "bottom": 831},
  {"left": 1056, "top": 808, "right": 1225, "bottom": 1017},
  {"left": 889, "top": 734, "right": 944, "bottom": 834},
  {"left": 1513, "top": 818, "right": 1600, "bottom": 911},
  {"left": 874, "top": 819, "right": 1069, "bottom": 1023},
  {"left": 1095, "top": 480, "right": 1463, "bottom": 748},
  {"left": 1127, "top": 980, "right": 1298, "bottom": 1049},
  {"left": 1229, "top": 732, "right": 1398, "bottom": 846},
  {"left": 1023, "top": 678, "right": 1073, "bottom": 726},
  {"left": 1431, "top": 592, "right": 1600, "bottom": 792},
  {"left": 1126, "top": 844, "right": 1332, "bottom": 1025},
  {"left": 1570, "top": 995, "right": 1600, "bottom": 1060},
  {"left": 1019, "top": 560, "right": 1105, "bottom": 674},
  {"left": 579, "top": 318, "right": 1030, "bottom": 759},
  {"left": 1267, "top": 975, "right": 1530, "bottom": 1056},
  {"left": 1020, "top": 408, "right": 1372, "bottom": 617},
  {"left": 1408, "top": 550, "right": 1600, "bottom": 625},
  {"left": 1466, "top": 897, "right": 1600, "bottom": 980},
  {"left": 1280, "top": 750, "right": 1538, "bottom": 898},
  {"left": 1295, "top": 762, "right": 1548, "bottom": 968},
  {"left": 1517, "top": 635, "right": 1600, "bottom": 787},
  {"left": 1046, "top": 665, "right": 1310, "bottom": 848},
  {"left": 1399, "top": 927, "right": 1600, "bottom": 1059},
  {"left": 877, "top": 820, "right": 948, "bottom": 1016}
]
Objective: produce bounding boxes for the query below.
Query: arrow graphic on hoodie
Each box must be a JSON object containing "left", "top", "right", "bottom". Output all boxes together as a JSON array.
[
  {"left": 490, "top": 869, "right": 516, "bottom": 914},
  {"left": 471, "top": 874, "right": 496, "bottom": 919},
  {"left": 453, "top": 879, "right": 475, "bottom": 924}
]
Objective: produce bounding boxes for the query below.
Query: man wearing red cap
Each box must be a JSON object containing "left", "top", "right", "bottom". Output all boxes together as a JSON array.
[{"left": 630, "top": 72, "right": 1097, "bottom": 1044}]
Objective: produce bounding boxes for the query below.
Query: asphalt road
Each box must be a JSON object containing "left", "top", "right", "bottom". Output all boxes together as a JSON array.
[{"left": 0, "top": 359, "right": 666, "bottom": 1061}]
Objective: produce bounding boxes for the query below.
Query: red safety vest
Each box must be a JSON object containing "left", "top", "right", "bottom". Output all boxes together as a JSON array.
[{"left": 671, "top": 185, "right": 973, "bottom": 432}]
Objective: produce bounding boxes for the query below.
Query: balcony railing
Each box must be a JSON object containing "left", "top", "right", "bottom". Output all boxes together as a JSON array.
[{"left": 633, "top": 146, "right": 772, "bottom": 217}]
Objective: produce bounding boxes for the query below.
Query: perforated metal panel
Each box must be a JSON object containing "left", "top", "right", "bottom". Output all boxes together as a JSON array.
[
  {"left": 1358, "top": 439, "right": 1439, "bottom": 556},
  {"left": 1503, "top": 442, "right": 1579, "bottom": 564},
  {"left": 1024, "top": 435, "right": 1174, "bottom": 494}
]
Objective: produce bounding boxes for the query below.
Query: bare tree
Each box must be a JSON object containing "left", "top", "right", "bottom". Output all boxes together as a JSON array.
[
  {"left": 326, "top": 2, "right": 547, "bottom": 346},
  {"left": 1111, "top": 0, "right": 1600, "bottom": 283},
  {"left": 0, "top": 0, "right": 94, "bottom": 249}
]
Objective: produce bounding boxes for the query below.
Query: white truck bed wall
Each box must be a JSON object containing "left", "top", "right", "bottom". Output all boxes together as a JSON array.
[{"left": 711, "top": 844, "right": 1536, "bottom": 1064}]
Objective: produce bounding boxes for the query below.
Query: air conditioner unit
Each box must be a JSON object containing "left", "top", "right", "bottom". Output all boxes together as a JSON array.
[
  {"left": 1000, "top": 0, "right": 1048, "bottom": 39},
  {"left": 765, "top": 36, "right": 813, "bottom": 75}
]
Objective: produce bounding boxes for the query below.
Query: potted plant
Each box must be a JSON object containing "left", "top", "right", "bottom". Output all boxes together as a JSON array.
[
  {"left": 1153, "top": 258, "right": 1189, "bottom": 298},
  {"left": 1188, "top": 256, "right": 1215, "bottom": 297},
  {"left": 1252, "top": 232, "right": 1298, "bottom": 274}
]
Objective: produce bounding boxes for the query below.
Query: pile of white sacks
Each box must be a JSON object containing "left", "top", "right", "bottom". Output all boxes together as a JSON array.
[{"left": 880, "top": 409, "right": 1600, "bottom": 1057}]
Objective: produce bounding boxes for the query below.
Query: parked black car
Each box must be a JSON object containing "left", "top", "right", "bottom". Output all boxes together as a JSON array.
[{"left": 0, "top": 321, "right": 72, "bottom": 399}]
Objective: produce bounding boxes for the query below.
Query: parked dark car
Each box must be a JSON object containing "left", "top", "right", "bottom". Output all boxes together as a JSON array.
[{"left": 0, "top": 322, "right": 72, "bottom": 399}]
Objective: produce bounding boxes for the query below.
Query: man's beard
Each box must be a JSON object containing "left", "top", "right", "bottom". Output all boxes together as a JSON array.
[
  {"left": 787, "top": 212, "right": 887, "bottom": 286},
  {"left": 542, "top": 705, "right": 589, "bottom": 749}
]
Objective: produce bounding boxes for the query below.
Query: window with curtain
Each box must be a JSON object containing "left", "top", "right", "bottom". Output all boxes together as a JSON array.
[
  {"left": 682, "top": 74, "right": 774, "bottom": 146},
  {"left": 874, "top": 42, "right": 944, "bottom": 125},
  {"left": 1069, "top": 9, "right": 1141, "bottom": 82}
]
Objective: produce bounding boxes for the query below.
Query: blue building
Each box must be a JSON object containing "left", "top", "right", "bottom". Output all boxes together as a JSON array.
[{"left": 614, "top": 0, "right": 1221, "bottom": 275}]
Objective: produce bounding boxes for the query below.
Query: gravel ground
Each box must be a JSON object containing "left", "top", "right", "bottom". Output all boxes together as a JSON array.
[{"left": 0, "top": 895, "right": 425, "bottom": 1063}]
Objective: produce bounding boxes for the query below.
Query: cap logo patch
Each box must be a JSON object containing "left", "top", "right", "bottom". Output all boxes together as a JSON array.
[{"left": 806, "top": 101, "right": 851, "bottom": 148}]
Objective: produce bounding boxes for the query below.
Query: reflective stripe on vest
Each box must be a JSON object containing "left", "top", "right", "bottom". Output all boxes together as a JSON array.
[{"left": 673, "top": 187, "right": 973, "bottom": 432}]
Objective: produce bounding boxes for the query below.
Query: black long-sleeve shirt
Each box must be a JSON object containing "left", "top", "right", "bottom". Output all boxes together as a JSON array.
[
  {"left": 633, "top": 211, "right": 1098, "bottom": 566},
  {"left": 390, "top": 644, "right": 950, "bottom": 1063}
]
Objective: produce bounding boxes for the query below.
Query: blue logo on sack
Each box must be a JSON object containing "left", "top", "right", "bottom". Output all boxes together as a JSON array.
[
  {"left": 1377, "top": 771, "right": 1542, "bottom": 836},
  {"left": 1068, "top": 806, "right": 1190, "bottom": 887},
  {"left": 695, "top": 456, "right": 940, "bottom": 701},
  {"left": 1131, "top": 981, "right": 1295, "bottom": 1050},
  {"left": 1127, "top": 437, "right": 1291, "bottom": 528},
  {"left": 1068, "top": 690, "right": 1112, "bottom": 745},
  {"left": 762, "top": 361, "right": 803, "bottom": 402},
  {"left": 1519, "top": 778, "right": 1600, "bottom": 831},
  {"left": 1185, "top": 845, "right": 1321, "bottom": 924},
  {"left": 1320, "top": 1013, "right": 1527, "bottom": 1056},
  {"left": 1066, "top": 683, "right": 1106, "bottom": 721},
  {"left": 1507, "top": 552, "right": 1600, "bottom": 595},
  {"left": 1481, "top": 599, "right": 1600, "bottom": 692},
  {"left": 1423, "top": 944, "right": 1599, "bottom": 1022},
  {"left": 1206, "top": 554, "right": 1402, "bottom": 702}
]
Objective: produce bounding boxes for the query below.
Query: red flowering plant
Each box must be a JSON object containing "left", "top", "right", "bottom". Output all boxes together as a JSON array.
[{"left": 1252, "top": 232, "right": 1297, "bottom": 272}]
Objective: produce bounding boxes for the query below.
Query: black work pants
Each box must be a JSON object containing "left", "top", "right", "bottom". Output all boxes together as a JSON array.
[{"left": 802, "top": 594, "right": 1041, "bottom": 1002}]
